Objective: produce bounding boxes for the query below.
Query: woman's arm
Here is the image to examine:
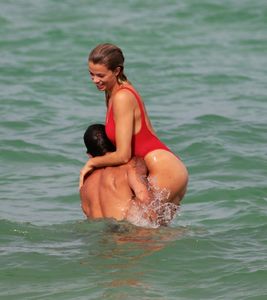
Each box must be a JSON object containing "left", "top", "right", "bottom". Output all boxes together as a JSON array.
[{"left": 79, "top": 90, "right": 136, "bottom": 188}]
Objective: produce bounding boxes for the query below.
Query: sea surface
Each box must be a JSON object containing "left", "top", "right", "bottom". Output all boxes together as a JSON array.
[{"left": 1, "top": 0, "right": 267, "bottom": 299}]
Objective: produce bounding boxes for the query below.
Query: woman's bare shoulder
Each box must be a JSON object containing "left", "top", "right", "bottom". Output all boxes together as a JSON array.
[{"left": 113, "top": 87, "right": 136, "bottom": 108}]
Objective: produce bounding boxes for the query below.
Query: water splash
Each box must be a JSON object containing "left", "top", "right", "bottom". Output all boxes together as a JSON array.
[{"left": 127, "top": 181, "right": 179, "bottom": 228}]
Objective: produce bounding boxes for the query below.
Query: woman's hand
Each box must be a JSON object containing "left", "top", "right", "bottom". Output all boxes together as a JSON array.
[{"left": 79, "top": 160, "right": 94, "bottom": 190}]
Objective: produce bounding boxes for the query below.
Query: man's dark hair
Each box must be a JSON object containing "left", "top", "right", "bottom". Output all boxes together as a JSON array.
[{"left": 83, "top": 124, "right": 115, "bottom": 157}]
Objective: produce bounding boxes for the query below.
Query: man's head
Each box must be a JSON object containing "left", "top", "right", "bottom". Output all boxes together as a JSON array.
[{"left": 83, "top": 124, "right": 115, "bottom": 157}]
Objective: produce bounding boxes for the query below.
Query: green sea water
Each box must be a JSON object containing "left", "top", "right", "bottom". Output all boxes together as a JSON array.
[{"left": 1, "top": 0, "right": 267, "bottom": 299}]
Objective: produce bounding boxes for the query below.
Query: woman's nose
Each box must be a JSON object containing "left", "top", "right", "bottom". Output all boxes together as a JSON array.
[{"left": 91, "top": 75, "right": 100, "bottom": 84}]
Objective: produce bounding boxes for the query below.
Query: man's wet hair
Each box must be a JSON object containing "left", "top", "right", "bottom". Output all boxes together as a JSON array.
[{"left": 83, "top": 124, "right": 116, "bottom": 157}]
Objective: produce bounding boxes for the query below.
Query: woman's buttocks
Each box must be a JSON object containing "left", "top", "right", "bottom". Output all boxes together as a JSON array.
[{"left": 144, "top": 149, "right": 188, "bottom": 188}]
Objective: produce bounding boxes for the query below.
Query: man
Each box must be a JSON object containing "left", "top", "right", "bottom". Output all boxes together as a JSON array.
[{"left": 79, "top": 124, "right": 150, "bottom": 222}]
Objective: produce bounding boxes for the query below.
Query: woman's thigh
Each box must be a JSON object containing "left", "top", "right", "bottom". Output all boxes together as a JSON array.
[{"left": 146, "top": 151, "right": 188, "bottom": 203}]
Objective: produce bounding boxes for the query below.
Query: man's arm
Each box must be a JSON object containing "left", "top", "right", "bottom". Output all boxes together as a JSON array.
[
  {"left": 80, "top": 185, "right": 91, "bottom": 217},
  {"left": 127, "top": 157, "right": 150, "bottom": 204}
]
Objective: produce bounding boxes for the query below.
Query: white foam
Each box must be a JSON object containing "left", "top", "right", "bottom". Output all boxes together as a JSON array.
[{"left": 126, "top": 182, "right": 179, "bottom": 228}]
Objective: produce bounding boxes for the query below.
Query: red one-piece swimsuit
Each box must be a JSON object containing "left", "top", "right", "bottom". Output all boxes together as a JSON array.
[{"left": 105, "top": 86, "right": 172, "bottom": 158}]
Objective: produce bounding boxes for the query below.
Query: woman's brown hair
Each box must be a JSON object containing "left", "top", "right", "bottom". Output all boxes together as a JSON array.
[{"left": 88, "top": 43, "right": 128, "bottom": 84}]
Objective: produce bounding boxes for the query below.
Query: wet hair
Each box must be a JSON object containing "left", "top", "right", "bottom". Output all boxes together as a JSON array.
[
  {"left": 88, "top": 43, "right": 128, "bottom": 84},
  {"left": 83, "top": 124, "right": 115, "bottom": 157}
]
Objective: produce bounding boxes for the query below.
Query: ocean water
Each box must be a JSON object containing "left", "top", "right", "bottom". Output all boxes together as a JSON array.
[{"left": 1, "top": 0, "right": 267, "bottom": 299}]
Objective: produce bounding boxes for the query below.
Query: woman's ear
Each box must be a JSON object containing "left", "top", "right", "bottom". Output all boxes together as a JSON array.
[{"left": 114, "top": 66, "right": 121, "bottom": 77}]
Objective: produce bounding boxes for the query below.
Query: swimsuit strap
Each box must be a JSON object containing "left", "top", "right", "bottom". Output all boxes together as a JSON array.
[{"left": 118, "top": 86, "right": 147, "bottom": 127}]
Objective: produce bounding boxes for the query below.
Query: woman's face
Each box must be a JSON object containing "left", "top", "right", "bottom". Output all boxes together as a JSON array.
[{"left": 88, "top": 62, "right": 118, "bottom": 91}]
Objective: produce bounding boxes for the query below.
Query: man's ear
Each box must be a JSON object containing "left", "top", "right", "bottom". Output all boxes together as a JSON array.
[{"left": 87, "top": 154, "right": 92, "bottom": 158}]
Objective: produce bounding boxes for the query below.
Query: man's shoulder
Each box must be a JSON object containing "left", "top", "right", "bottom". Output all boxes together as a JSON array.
[
  {"left": 127, "top": 157, "right": 147, "bottom": 174},
  {"left": 84, "top": 168, "right": 103, "bottom": 185}
]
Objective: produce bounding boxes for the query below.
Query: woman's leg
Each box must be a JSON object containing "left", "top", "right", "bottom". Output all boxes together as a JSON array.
[{"left": 145, "top": 150, "right": 189, "bottom": 204}]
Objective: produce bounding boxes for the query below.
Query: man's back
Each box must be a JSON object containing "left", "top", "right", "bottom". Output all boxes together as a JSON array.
[
  {"left": 80, "top": 157, "right": 149, "bottom": 221},
  {"left": 99, "top": 164, "right": 133, "bottom": 220},
  {"left": 80, "top": 170, "right": 103, "bottom": 218}
]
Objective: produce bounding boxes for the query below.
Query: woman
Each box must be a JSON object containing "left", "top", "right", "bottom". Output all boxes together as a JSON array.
[{"left": 80, "top": 43, "right": 188, "bottom": 206}]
